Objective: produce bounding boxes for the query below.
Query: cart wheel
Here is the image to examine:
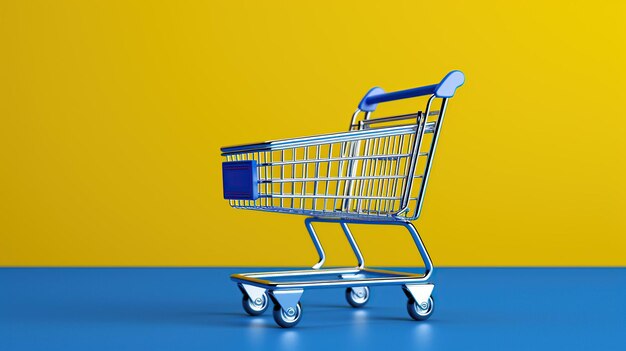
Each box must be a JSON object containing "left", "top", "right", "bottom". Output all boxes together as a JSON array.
[
  {"left": 407, "top": 295, "right": 434, "bottom": 321},
  {"left": 272, "top": 302, "right": 302, "bottom": 328},
  {"left": 242, "top": 292, "right": 269, "bottom": 316},
  {"left": 345, "top": 287, "right": 370, "bottom": 308}
]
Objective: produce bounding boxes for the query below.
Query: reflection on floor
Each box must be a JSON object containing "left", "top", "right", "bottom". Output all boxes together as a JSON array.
[{"left": 1, "top": 267, "right": 625, "bottom": 350}]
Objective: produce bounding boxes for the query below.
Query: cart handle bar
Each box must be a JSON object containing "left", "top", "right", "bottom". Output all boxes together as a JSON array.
[{"left": 358, "top": 70, "right": 465, "bottom": 112}]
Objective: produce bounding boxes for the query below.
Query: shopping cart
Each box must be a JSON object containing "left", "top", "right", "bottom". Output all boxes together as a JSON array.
[{"left": 221, "top": 71, "right": 465, "bottom": 327}]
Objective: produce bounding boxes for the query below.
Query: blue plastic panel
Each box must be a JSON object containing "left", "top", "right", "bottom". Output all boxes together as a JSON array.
[{"left": 222, "top": 160, "right": 259, "bottom": 200}]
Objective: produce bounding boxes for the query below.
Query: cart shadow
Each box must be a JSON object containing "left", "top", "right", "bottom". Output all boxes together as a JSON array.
[
  {"left": 20, "top": 296, "right": 361, "bottom": 330},
  {"left": 305, "top": 303, "right": 353, "bottom": 310}
]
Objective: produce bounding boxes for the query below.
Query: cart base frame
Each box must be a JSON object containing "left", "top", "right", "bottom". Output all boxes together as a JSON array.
[{"left": 230, "top": 218, "right": 435, "bottom": 327}]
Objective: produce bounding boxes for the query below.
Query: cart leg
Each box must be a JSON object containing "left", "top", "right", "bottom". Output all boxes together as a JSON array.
[
  {"left": 305, "top": 217, "right": 366, "bottom": 270},
  {"left": 338, "top": 221, "right": 368, "bottom": 307},
  {"left": 270, "top": 289, "right": 304, "bottom": 328},
  {"left": 339, "top": 221, "right": 365, "bottom": 269},
  {"left": 304, "top": 218, "right": 326, "bottom": 269},
  {"left": 401, "top": 221, "right": 433, "bottom": 280},
  {"left": 305, "top": 218, "right": 433, "bottom": 279},
  {"left": 399, "top": 222, "right": 435, "bottom": 320}
]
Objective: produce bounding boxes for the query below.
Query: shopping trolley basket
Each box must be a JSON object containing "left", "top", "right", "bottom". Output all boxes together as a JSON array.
[{"left": 221, "top": 71, "right": 465, "bottom": 327}]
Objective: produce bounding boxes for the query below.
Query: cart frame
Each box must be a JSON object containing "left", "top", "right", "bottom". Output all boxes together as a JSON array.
[{"left": 221, "top": 71, "right": 465, "bottom": 327}]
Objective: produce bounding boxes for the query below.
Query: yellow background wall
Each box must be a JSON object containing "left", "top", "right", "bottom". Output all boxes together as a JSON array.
[{"left": 1, "top": 1, "right": 625, "bottom": 266}]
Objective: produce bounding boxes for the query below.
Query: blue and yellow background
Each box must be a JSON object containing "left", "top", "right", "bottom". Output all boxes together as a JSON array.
[{"left": 2, "top": 1, "right": 625, "bottom": 267}]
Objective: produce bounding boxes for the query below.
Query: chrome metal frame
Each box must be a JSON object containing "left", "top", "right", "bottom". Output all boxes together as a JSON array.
[
  {"left": 222, "top": 92, "right": 452, "bottom": 322},
  {"left": 231, "top": 218, "right": 433, "bottom": 290},
  {"left": 221, "top": 99, "right": 447, "bottom": 221}
]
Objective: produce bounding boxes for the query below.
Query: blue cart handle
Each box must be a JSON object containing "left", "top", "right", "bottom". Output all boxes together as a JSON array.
[{"left": 358, "top": 70, "right": 465, "bottom": 112}]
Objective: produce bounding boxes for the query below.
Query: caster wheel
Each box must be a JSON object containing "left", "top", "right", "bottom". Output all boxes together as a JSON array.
[
  {"left": 345, "top": 287, "right": 370, "bottom": 308},
  {"left": 242, "top": 292, "right": 269, "bottom": 316},
  {"left": 273, "top": 302, "right": 302, "bottom": 328},
  {"left": 407, "top": 295, "right": 434, "bottom": 321}
]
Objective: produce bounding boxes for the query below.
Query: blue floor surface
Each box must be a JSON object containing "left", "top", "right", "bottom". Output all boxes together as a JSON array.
[{"left": 1, "top": 267, "right": 625, "bottom": 351}]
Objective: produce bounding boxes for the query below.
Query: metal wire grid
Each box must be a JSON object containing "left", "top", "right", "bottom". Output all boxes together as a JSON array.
[{"left": 223, "top": 118, "right": 437, "bottom": 220}]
